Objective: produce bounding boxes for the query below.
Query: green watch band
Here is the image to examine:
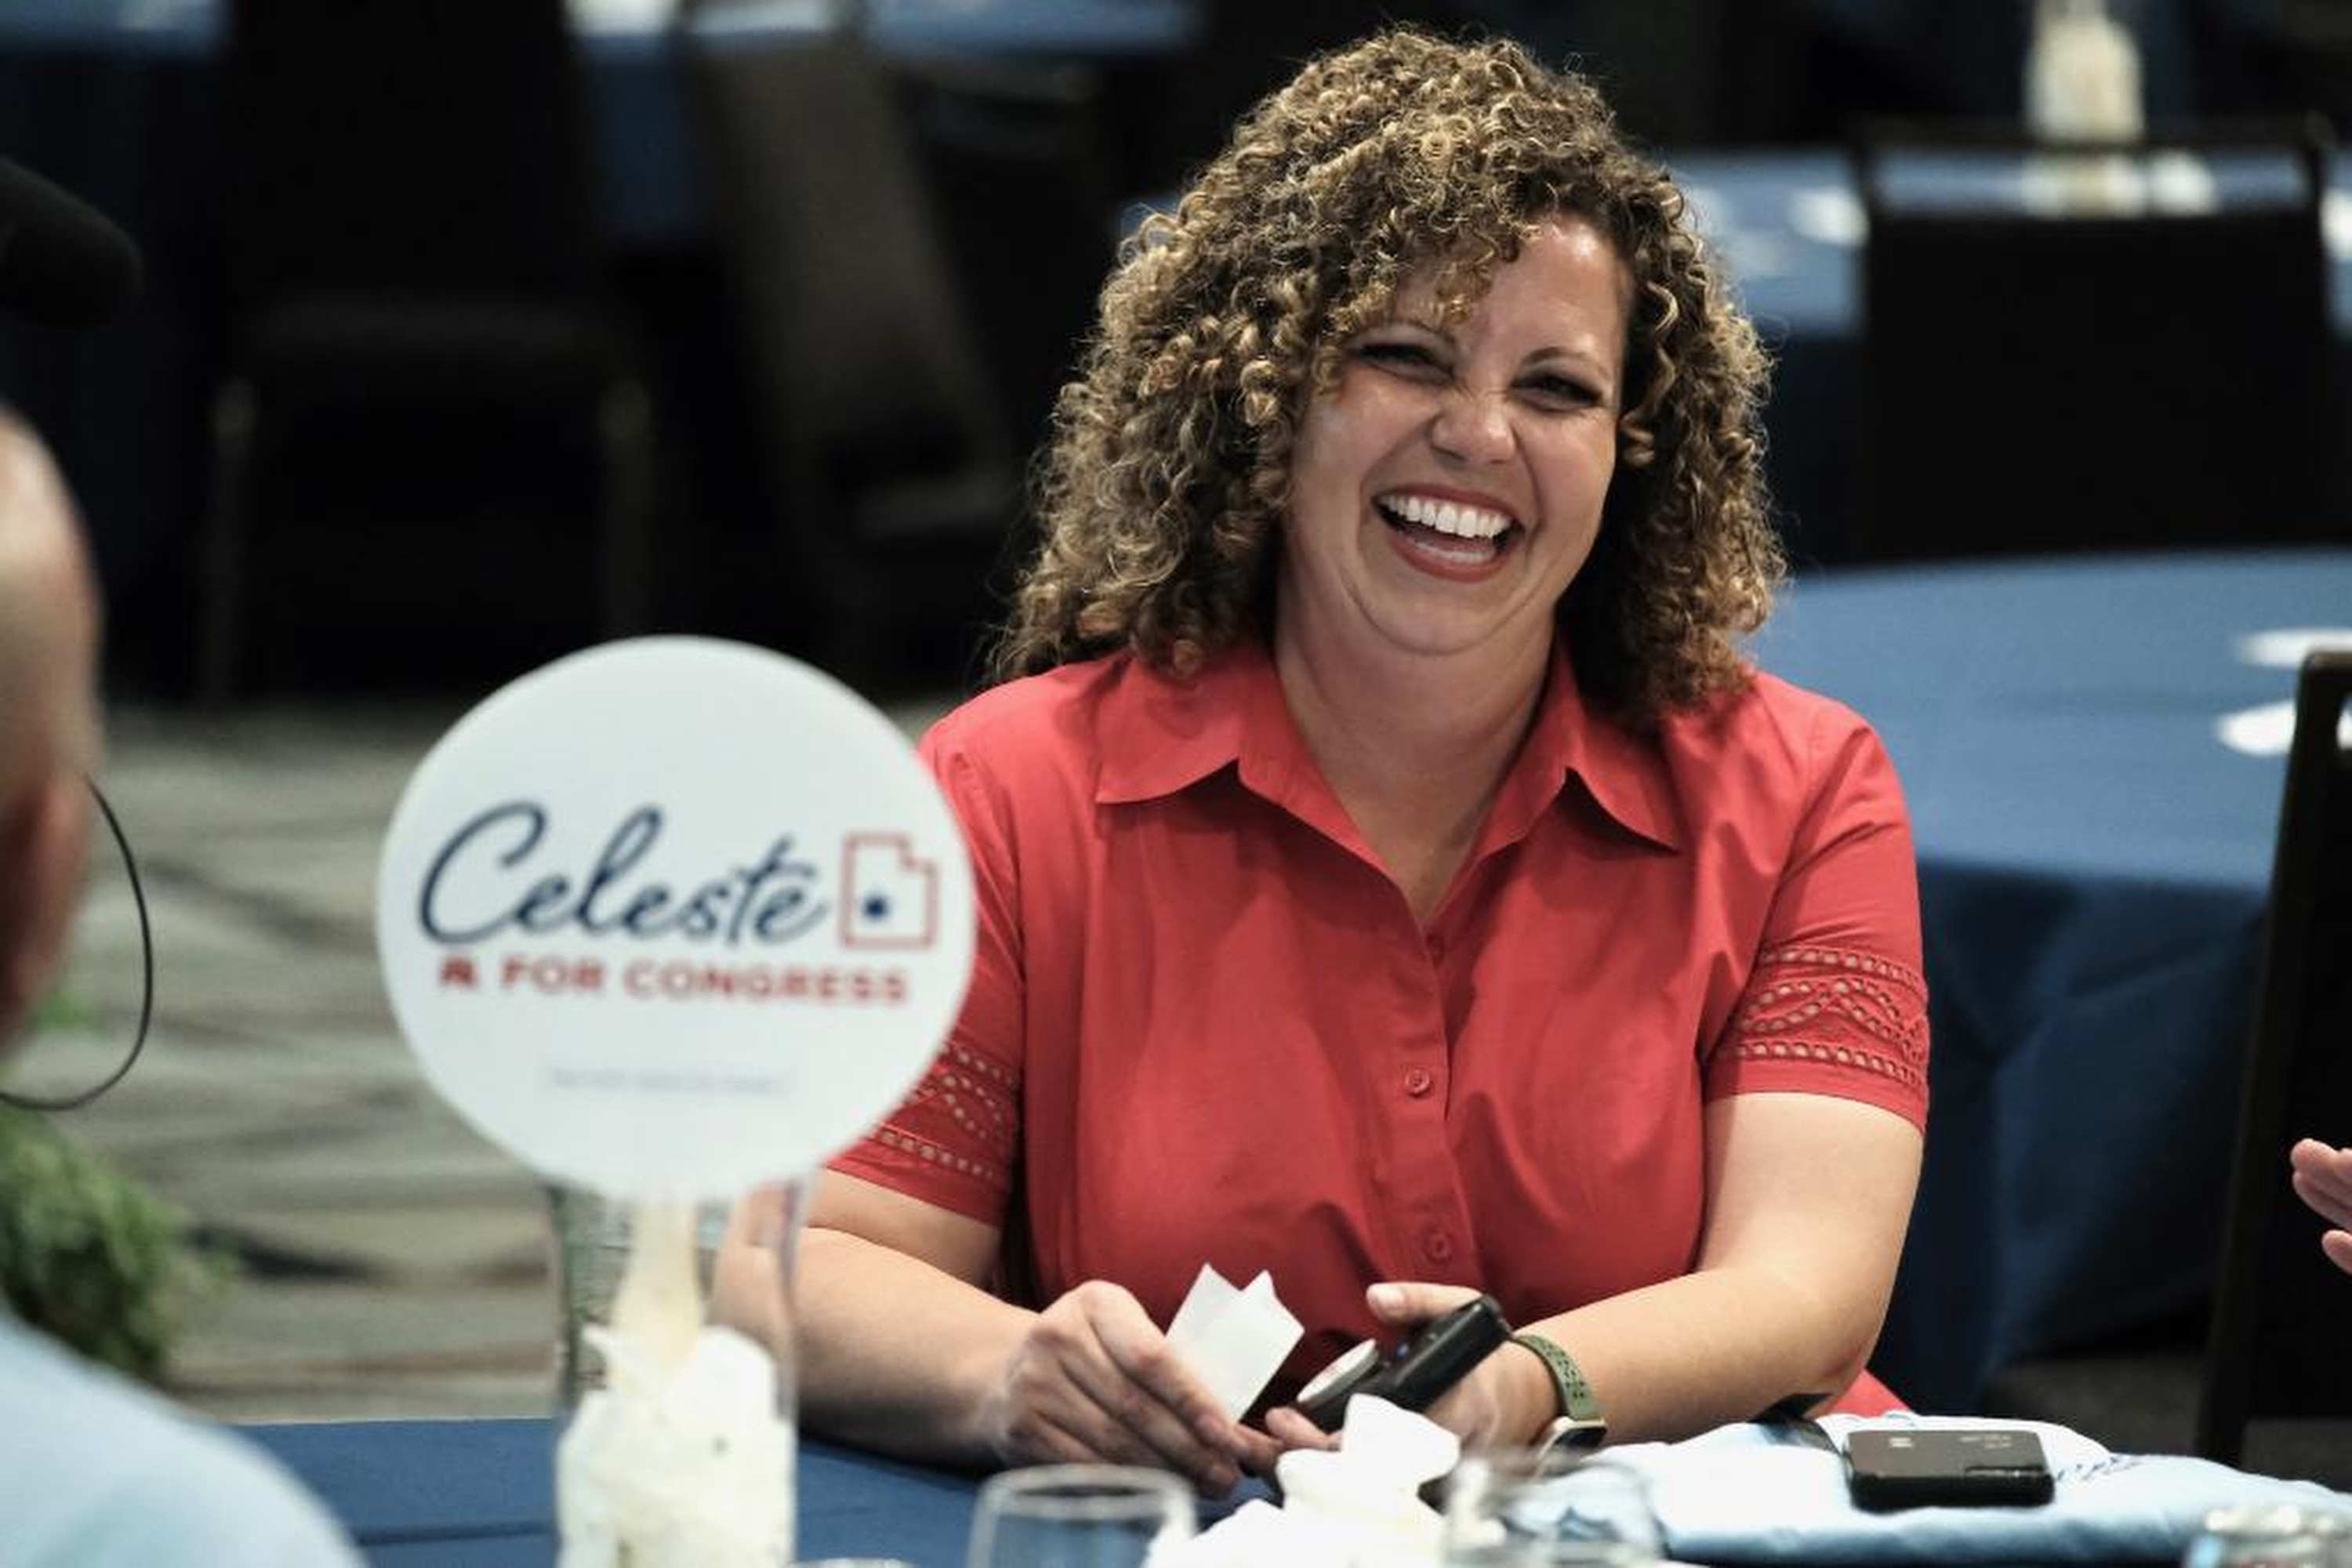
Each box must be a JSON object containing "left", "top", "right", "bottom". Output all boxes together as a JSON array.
[{"left": 1513, "top": 1331, "right": 1608, "bottom": 1450}]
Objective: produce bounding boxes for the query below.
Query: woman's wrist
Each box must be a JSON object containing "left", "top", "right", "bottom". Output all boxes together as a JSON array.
[
  {"left": 1502, "top": 1334, "right": 1565, "bottom": 1444},
  {"left": 948, "top": 1301, "right": 1037, "bottom": 1465}
]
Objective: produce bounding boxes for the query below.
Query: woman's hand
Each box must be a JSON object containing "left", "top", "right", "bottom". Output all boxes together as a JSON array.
[
  {"left": 2290, "top": 1139, "right": 2352, "bottom": 1274},
  {"left": 978, "top": 1279, "right": 1277, "bottom": 1494},
  {"left": 1264, "top": 1281, "right": 1552, "bottom": 1454}
]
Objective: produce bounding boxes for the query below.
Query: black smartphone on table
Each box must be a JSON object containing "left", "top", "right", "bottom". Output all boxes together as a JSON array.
[{"left": 1844, "top": 1428, "right": 2055, "bottom": 1510}]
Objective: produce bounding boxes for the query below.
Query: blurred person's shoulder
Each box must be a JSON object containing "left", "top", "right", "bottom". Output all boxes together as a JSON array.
[{"left": 0, "top": 1313, "right": 359, "bottom": 1566}]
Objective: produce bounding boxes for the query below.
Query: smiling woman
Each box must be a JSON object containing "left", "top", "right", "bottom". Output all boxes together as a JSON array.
[
  {"left": 1280, "top": 217, "right": 1629, "bottom": 703},
  {"left": 996, "top": 26, "right": 1779, "bottom": 722},
  {"left": 729, "top": 28, "right": 1930, "bottom": 1493}
]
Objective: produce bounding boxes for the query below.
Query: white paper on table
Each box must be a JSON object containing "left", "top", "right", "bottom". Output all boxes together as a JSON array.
[
  {"left": 1164, "top": 1265, "right": 1303, "bottom": 1421},
  {"left": 1153, "top": 1398, "right": 1458, "bottom": 1567}
]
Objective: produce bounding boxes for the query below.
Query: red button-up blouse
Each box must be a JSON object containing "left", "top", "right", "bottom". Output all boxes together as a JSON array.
[{"left": 832, "top": 637, "right": 1928, "bottom": 1405}]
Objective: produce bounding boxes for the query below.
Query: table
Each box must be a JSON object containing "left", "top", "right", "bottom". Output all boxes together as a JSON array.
[
  {"left": 246, "top": 1417, "right": 982, "bottom": 1566},
  {"left": 1751, "top": 549, "right": 2352, "bottom": 1412},
  {"left": 1667, "top": 149, "right": 2352, "bottom": 562}
]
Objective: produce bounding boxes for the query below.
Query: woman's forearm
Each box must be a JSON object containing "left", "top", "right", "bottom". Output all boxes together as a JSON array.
[
  {"left": 723, "top": 1224, "right": 1033, "bottom": 1468},
  {"left": 1521, "top": 1262, "right": 1878, "bottom": 1444},
  {"left": 1509, "top": 1095, "right": 1918, "bottom": 1445}
]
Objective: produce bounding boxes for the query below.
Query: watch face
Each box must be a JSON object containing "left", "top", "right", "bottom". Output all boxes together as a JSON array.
[{"left": 1538, "top": 1416, "right": 1610, "bottom": 1457}]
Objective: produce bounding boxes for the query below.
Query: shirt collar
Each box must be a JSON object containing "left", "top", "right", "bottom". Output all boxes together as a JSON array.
[
  {"left": 1094, "top": 636, "right": 1684, "bottom": 854},
  {"left": 1094, "top": 638, "right": 1291, "bottom": 805},
  {"left": 1491, "top": 640, "right": 1683, "bottom": 855}
]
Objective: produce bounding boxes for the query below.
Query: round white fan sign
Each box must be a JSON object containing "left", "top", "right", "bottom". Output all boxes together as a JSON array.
[{"left": 374, "top": 638, "right": 975, "bottom": 1200}]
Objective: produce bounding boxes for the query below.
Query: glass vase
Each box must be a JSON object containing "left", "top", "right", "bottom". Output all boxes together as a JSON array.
[{"left": 546, "top": 1179, "right": 809, "bottom": 1564}]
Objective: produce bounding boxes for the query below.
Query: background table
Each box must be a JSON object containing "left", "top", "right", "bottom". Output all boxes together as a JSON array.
[
  {"left": 1751, "top": 549, "right": 2352, "bottom": 1412},
  {"left": 248, "top": 1417, "right": 982, "bottom": 1565},
  {"left": 1669, "top": 149, "right": 2352, "bottom": 561}
]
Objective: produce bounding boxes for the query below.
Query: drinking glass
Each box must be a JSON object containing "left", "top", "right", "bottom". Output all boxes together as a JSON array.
[
  {"left": 1439, "top": 1451, "right": 1661, "bottom": 1566},
  {"left": 965, "top": 1465, "right": 1196, "bottom": 1568},
  {"left": 2183, "top": 1504, "right": 2352, "bottom": 1568}
]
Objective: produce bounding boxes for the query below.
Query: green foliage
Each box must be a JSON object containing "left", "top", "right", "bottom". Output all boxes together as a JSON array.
[
  {"left": 0, "top": 1106, "right": 233, "bottom": 1382},
  {"left": 27, "top": 989, "right": 103, "bottom": 1035}
]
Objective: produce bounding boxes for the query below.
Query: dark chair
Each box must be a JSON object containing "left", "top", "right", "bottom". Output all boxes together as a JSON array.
[
  {"left": 681, "top": 11, "right": 1022, "bottom": 692},
  {"left": 198, "top": 0, "right": 655, "bottom": 702},
  {"left": 1849, "top": 118, "right": 2343, "bottom": 564},
  {"left": 890, "top": 50, "right": 1120, "bottom": 470},
  {"left": 1116, "top": 0, "right": 1463, "bottom": 194},
  {"left": 1984, "top": 652, "right": 2352, "bottom": 1482},
  {"left": 2195, "top": 2, "right": 2352, "bottom": 139},
  {"left": 2198, "top": 650, "right": 2352, "bottom": 1465}
]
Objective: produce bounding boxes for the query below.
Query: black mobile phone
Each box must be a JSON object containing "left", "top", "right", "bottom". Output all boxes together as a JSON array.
[
  {"left": 1293, "top": 1294, "right": 1514, "bottom": 1432},
  {"left": 1844, "top": 1428, "right": 2055, "bottom": 1510}
]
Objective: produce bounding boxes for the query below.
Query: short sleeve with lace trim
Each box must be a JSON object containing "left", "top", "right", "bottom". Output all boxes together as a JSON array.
[
  {"left": 826, "top": 722, "right": 1031, "bottom": 1226},
  {"left": 853, "top": 1041, "right": 1018, "bottom": 1210},
  {"left": 1699, "top": 699, "right": 1929, "bottom": 1130},
  {"left": 1708, "top": 943, "right": 1929, "bottom": 1123}
]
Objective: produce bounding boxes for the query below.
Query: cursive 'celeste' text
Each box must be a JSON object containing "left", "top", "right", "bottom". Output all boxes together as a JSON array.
[{"left": 417, "top": 803, "right": 828, "bottom": 947}]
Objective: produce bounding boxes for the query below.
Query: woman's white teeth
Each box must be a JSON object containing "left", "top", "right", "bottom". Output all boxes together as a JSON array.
[{"left": 1381, "top": 493, "right": 1511, "bottom": 539}]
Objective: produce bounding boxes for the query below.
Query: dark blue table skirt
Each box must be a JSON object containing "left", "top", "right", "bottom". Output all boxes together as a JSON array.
[
  {"left": 246, "top": 1417, "right": 981, "bottom": 1566},
  {"left": 1755, "top": 549, "right": 2352, "bottom": 1411}
]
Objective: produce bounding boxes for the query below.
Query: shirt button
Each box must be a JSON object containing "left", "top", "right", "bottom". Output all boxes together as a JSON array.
[
  {"left": 1403, "top": 1067, "right": 1435, "bottom": 1098},
  {"left": 1423, "top": 1229, "right": 1455, "bottom": 1263}
]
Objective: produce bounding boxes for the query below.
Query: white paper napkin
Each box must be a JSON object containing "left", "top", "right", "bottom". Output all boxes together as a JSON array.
[
  {"left": 1165, "top": 1265, "right": 1304, "bottom": 1421},
  {"left": 1151, "top": 1397, "right": 1461, "bottom": 1567}
]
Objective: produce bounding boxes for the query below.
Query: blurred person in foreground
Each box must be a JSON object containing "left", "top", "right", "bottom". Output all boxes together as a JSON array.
[
  {"left": 0, "top": 412, "right": 355, "bottom": 1564},
  {"left": 721, "top": 28, "right": 1928, "bottom": 1491}
]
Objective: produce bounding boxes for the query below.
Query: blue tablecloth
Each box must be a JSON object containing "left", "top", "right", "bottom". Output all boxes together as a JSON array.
[
  {"left": 1753, "top": 549, "right": 2352, "bottom": 1411},
  {"left": 245, "top": 1407, "right": 2352, "bottom": 1567},
  {"left": 245, "top": 1417, "right": 982, "bottom": 1566},
  {"left": 1674, "top": 150, "right": 2352, "bottom": 339}
]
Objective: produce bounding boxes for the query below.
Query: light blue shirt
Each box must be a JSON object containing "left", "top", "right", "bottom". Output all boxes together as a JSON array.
[{"left": 0, "top": 1312, "right": 357, "bottom": 1566}]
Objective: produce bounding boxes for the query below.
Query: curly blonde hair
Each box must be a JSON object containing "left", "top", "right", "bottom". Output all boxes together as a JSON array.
[{"left": 992, "top": 27, "right": 1782, "bottom": 721}]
